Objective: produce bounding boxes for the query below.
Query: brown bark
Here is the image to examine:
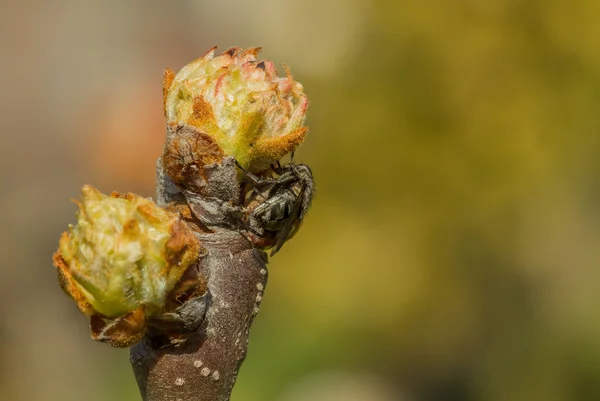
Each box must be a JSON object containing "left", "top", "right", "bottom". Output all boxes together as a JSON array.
[{"left": 130, "top": 228, "right": 268, "bottom": 401}]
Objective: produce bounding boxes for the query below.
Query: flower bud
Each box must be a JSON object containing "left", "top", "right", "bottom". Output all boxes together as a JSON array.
[
  {"left": 163, "top": 47, "right": 309, "bottom": 172},
  {"left": 53, "top": 186, "right": 201, "bottom": 320}
]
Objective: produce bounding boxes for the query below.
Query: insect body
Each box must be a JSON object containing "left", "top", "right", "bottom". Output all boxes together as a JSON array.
[{"left": 241, "top": 162, "right": 315, "bottom": 255}]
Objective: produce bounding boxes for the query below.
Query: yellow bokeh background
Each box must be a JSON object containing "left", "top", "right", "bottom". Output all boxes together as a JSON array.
[{"left": 1, "top": 1, "right": 600, "bottom": 400}]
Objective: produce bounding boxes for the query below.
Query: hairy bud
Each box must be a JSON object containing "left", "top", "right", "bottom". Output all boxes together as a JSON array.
[
  {"left": 53, "top": 185, "right": 203, "bottom": 346},
  {"left": 163, "top": 46, "right": 309, "bottom": 173}
]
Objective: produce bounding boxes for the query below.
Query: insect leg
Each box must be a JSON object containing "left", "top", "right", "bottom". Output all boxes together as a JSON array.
[{"left": 234, "top": 160, "right": 278, "bottom": 185}]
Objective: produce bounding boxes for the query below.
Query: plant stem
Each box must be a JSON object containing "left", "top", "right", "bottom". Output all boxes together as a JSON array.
[{"left": 130, "top": 228, "right": 268, "bottom": 401}]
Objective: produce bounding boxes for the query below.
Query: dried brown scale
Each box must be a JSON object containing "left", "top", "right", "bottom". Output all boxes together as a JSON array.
[
  {"left": 162, "top": 125, "right": 224, "bottom": 190},
  {"left": 164, "top": 263, "right": 209, "bottom": 310},
  {"left": 91, "top": 308, "right": 146, "bottom": 347},
  {"left": 165, "top": 203, "right": 212, "bottom": 234}
]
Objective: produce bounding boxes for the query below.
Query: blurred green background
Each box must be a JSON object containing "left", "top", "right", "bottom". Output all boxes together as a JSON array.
[{"left": 2, "top": 1, "right": 600, "bottom": 400}]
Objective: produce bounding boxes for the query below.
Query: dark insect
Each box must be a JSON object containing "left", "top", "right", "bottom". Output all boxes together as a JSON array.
[{"left": 238, "top": 160, "right": 315, "bottom": 255}]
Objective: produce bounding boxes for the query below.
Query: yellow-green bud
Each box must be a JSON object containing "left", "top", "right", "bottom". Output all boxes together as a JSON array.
[
  {"left": 54, "top": 185, "right": 200, "bottom": 319},
  {"left": 163, "top": 46, "right": 309, "bottom": 172}
]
